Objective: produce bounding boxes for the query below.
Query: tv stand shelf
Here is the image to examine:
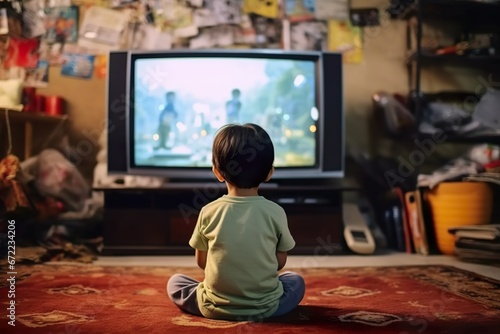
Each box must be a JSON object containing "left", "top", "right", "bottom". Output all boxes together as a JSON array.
[{"left": 98, "top": 183, "right": 353, "bottom": 255}]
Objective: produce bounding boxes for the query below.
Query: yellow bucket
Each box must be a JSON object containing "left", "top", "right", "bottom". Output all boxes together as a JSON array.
[{"left": 426, "top": 182, "right": 493, "bottom": 255}]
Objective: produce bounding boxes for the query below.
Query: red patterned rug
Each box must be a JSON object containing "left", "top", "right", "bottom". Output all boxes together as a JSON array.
[{"left": 1, "top": 265, "right": 499, "bottom": 333}]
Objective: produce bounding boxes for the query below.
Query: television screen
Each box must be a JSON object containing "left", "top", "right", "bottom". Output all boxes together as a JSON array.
[{"left": 131, "top": 55, "right": 319, "bottom": 170}]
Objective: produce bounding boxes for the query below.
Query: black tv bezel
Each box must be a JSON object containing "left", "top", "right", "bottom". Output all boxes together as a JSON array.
[
  {"left": 127, "top": 49, "right": 325, "bottom": 178},
  {"left": 107, "top": 49, "right": 343, "bottom": 180}
]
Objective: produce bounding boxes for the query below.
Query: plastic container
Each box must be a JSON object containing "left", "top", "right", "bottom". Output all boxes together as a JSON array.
[
  {"left": 45, "top": 96, "right": 65, "bottom": 116},
  {"left": 427, "top": 181, "right": 493, "bottom": 255}
]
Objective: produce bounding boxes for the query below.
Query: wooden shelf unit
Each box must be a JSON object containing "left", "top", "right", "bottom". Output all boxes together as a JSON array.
[
  {"left": 1, "top": 108, "right": 69, "bottom": 160},
  {"left": 97, "top": 183, "right": 353, "bottom": 256}
]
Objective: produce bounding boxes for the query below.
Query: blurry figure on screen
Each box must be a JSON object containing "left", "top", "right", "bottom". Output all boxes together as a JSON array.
[
  {"left": 155, "top": 91, "right": 178, "bottom": 150},
  {"left": 225, "top": 88, "right": 241, "bottom": 124}
]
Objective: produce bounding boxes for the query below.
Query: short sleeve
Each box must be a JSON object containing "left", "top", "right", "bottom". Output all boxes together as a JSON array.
[
  {"left": 276, "top": 210, "right": 295, "bottom": 252},
  {"left": 188, "top": 210, "right": 209, "bottom": 251}
]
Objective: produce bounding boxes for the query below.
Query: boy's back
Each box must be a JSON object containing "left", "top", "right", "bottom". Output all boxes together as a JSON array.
[
  {"left": 167, "top": 123, "right": 305, "bottom": 321},
  {"left": 190, "top": 195, "right": 295, "bottom": 319}
]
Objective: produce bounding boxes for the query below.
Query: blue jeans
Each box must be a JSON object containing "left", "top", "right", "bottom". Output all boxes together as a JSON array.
[{"left": 166, "top": 271, "right": 305, "bottom": 318}]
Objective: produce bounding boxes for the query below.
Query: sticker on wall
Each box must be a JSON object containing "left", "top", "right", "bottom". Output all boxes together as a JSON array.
[
  {"left": 314, "top": 0, "right": 349, "bottom": 21},
  {"left": 243, "top": 0, "right": 279, "bottom": 19},
  {"left": 328, "top": 20, "right": 363, "bottom": 64},
  {"left": 161, "top": 0, "right": 198, "bottom": 37},
  {"left": 3, "top": 37, "right": 40, "bottom": 68},
  {"left": 189, "top": 25, "right": 235, "bottom": 49},
  {"left": 250, "top": 14, "right": 282, "bottom": 48},
  {"left": 44, "top": 6, "right": 79, "bottom": 45},
  {"left": 94, "top": 54, "right": 107, "bottom": 79},
  {"left": 208, "top": 0, "right": 241, "bottom": 25},
  {"left": 39, "top": 40, "right": 64, "bottom": 66},
  {"left": 60, "top": 53, "right": 95, "bottom": 79},
  {"left": 290, "top": 21, "right": 327, "bottom": 51},
  {"left": 24, "top": 60, "right": 49, "bottom": 88},
  {"left": 193, "top": 8, "right": 218, "bottom": 27},
  {"left": 78, "top": 6, "right": 131, "bottom": 51},
  {"left": 285, "top": 0, "right": 315, "bottom": 22},
  {"left": 23, "top": 0, "right": 46, "bottom": 38},
  {"left": 110, "top": 0, "right": 138, "bottom": 8},
  {"left": 233, "top": 14, "right": 257, "bottom": 45}
]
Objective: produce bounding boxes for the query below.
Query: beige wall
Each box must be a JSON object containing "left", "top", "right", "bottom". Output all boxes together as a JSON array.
[
  {"left": 343, "top": 2, "right": 407, "bottom": 155},
  {"left": 37, "top": 67, "right": 107, "bottom": 132}
]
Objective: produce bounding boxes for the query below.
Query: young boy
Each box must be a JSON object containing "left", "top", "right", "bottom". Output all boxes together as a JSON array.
[{"left": 167, "top": 123, "right": 305, "bottom": 321}]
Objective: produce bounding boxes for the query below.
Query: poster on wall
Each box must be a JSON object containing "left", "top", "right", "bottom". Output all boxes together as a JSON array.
[
  {"left": 314, "top": 0, "right": 349, "bottom": 21},
  {"left": 44, "top": 6, "right": 79, "bottom": 45},
  {"left": 23, "top": 0, "right": 46, "bottom": 38},
  {"left": 208, "top": 0, "right": 241, "bottom": 25},
  {"left": 243, "top": 0, "right": 279, "bottom": 19},
  {"left": 189, "top": 25, "right": 234, "bottom": 49},
  {"left": 39, "top": 40, "right": 64, "bottom": 66},
  {"left": 250, "top": 14, "right": 282, "bottom": 47},
  {"left": 110, "top": 0, "right": 138, "bottom": 7},
  {"left": 24, "top": 60, "right": 49, "bottom": 87},
  {"left": 193, "top": 8, "right": 218, "bottom": 27},
  {"left": 78, "top": 6, "right": 131, "bottom": 51},
  {"left": 290, "top": 21, "right": 327, "bottom": 51},
  {"left": 129, "top": 24, "right": 173, "bottom": 50},
  {"left": 94, "top": 54, "right": 107, "bottom": 79},
  {"left": 234, "top": 14, "right": 257, "bottom": 45},
  {"left": 285, "top": 0, "right": 315, "bottom": 22},
  {"left": 328, "top": 20, "right": 363, "bottom": 64},
  {"left": 61, "top": 53, "right": 96, "bottom": 79},
  {"left": 3, "top": 37, "right": 40, "bottom": 69}
]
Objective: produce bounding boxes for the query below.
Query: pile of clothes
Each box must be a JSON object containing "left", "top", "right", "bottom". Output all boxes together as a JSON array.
[
  {"left": 373, "top": 88, "right": 500, "bottom": 139},
  {"left": 1, "top": 149, "right": 101, "bottom": 263}
]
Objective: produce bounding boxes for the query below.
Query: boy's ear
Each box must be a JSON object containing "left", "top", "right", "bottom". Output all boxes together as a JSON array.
[
  {"left": 212, "top": 166, "right": 225, "bottom": 182},
  {"left": 265, "top": 166, "right": 275, "bottom": 182}
]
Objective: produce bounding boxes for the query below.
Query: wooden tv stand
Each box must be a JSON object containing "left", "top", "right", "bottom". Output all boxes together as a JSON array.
[{"left": 98, "top": 182, "right": 355, "bottom": 255}]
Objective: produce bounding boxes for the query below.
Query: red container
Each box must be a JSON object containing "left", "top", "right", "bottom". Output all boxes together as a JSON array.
[
  {"left": 45, "top": 96, "right": 65, "bottom": 116},
  {"left": 22, "top": 87, "right": 37, "bottom": 112},
  {"left": 35, "top": 95, "right": 46, "bottom": 113}
]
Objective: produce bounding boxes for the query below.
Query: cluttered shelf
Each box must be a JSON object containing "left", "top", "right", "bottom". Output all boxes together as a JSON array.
[
  {"left": 1, "top": 108, "right": 69, "bottom": 160},
  {"left": 389, "top": 171, "right": 500, "bottom": 262},
  {"left": 420, "top": 0, "right": 500, "bottom": 8},
  {"left": 413, "top": 0, "right": 500, "bottom": 17},
  {"left": 406, "top": 52, "right": 500, "bottom": 67},
  {"left": 375, "top": 131, "right": 500, "bottom": 145},
  {"left": 2, "top": 108, "right": 68, "bottom": 123},
  {"left": 372, "top": 90, "right": 500, "bottom": 144},
  {"left": 403, "top": 0, "right": 500, "bottom": 19},
  {"left": 405, "top": 0, "right": 500, "bottom": 78},
  {"left": 415, "top": 132, "right": 500, "bottom": 145}
]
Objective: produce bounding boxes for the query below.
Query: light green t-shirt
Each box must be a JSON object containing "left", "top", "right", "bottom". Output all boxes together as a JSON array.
[{"left": 189, "top": 195, "right": 295, "bottom": 320}]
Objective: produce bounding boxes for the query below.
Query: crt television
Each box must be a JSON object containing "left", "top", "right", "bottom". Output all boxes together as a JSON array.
[{"left": 106, "top": 49, "right": 344, "bottom": 182}]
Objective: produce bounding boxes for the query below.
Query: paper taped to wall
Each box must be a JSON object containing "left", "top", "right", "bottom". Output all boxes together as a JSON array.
[{"left": 78, "top": 6, "right": 131, "bottom": 51}]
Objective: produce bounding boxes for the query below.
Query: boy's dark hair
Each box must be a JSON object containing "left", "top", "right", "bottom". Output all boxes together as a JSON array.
[{"left": 212, "top": 123, "right": 274, "bottom": 189}]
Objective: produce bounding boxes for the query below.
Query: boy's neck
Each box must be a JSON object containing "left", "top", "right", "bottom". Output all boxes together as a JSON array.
[{"left": 226, "top": 184, "right": 260, "bottom": 197}]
